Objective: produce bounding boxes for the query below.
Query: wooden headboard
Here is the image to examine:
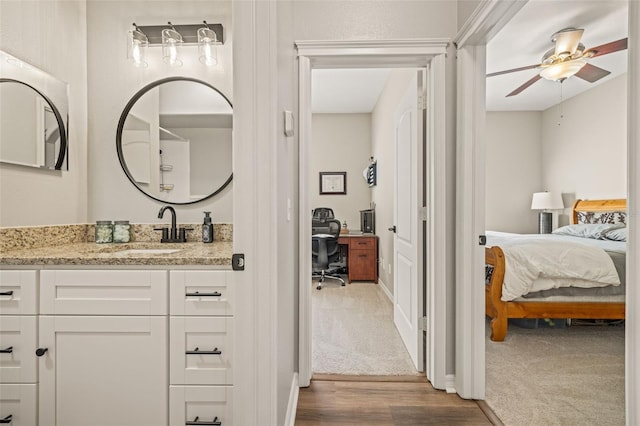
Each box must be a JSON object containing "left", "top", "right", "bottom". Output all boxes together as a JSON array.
[{"left": 571, "top": 199, "right": 627, "bottom": 224}]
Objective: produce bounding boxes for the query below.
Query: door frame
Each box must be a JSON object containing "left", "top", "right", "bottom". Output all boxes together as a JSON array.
[
  {"left": 453, "top": 1, "right": 640, "bottom": 420},
  {"left": 296, "top": 39, "right": 448, "bottom": 389}
]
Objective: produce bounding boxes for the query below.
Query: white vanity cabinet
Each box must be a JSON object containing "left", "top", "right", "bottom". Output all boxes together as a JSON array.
[
  {"left": 0, "top": 270, "right": 38, "bottom": 426},
  {"left": 38, "top": 270, "right": 169, "bottom": 426},
  {"left": 169, "top": 270, "right": 234, "bottom": 426}
]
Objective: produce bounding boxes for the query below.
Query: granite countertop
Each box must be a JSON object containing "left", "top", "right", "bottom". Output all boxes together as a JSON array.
[{"left": 0, "top": 241, "right": 233, "bottom": 266}]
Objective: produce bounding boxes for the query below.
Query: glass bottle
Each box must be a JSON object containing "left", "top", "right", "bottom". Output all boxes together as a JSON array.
[
  {"left": 95, "top": 221, "right": 113, "bottom": 243},
  {"left": 113, "top": 220, "right": 131, "bottom": 243}
]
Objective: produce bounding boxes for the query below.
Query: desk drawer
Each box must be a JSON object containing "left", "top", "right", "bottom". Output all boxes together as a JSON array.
[{"left": 350, "top": 237, "right": 376, "bottom": 249}]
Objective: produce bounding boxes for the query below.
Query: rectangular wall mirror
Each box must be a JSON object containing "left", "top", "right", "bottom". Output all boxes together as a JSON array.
[{"left": 0, "top": 50, "right": 69, "bottom": 171}]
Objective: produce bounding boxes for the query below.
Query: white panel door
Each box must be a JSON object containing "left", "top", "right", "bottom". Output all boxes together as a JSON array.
[
  {"left": 393, "top": 72, "right": 424, "bottom": 371},
  {"left": 38, "top": 315, "right": 168, "bottom": 426}
]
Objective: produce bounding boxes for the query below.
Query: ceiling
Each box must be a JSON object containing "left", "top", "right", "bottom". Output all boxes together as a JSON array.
[{"left": 312, "top": 0, "right": 628, "bottom": 114}]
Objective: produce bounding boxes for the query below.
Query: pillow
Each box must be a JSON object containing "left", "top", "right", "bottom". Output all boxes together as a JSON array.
[
  {"left": 576, "top": 211, "right": 626, "bottom": 225},
  {"left": 604, "top": 227, "right": 627, "bottom": 242},
  {"left": 552, "top": 223, "right": 626, "bottom": 240}
]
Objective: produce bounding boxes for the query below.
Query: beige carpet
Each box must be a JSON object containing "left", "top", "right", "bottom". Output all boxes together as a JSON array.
[
  {"left": 312, "top": 280, "right": 420, "bottom": 376},
  {"left": 485, "top": 319, "right": 625, "bottom": 425}
]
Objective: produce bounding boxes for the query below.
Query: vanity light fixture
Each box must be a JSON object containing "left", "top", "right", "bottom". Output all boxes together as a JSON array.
[
  {"left": 128, "top": 21, "right": 223, "bottom": 68},
  {"left": 127, "top": 24, "right": 148, "bottom": 68},
  {"left": 162, "top": 23, "right": 183, "bottom": 67}
]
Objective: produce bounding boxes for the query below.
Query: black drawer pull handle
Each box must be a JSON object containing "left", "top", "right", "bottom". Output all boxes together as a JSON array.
[
  {"left": 0, "top": 414, "right": 13, "bottom": 424},
  {"left": 186, "top": 347, "right": 222, "bottom": 355},
  {"left": 0, "top": 291, "right": 14, "bottom": 296},
  {"left": 186, "top": 416, "right": 221, "bottom": 425},
  {"left": 185, "top": 291, "right": 222, "bottom": 297},
  {"left": 0, "top": 347, "right": 13, "bottom": 354},
  {"left": 36, "top": 348, "right": 48, "bottom": 357}
]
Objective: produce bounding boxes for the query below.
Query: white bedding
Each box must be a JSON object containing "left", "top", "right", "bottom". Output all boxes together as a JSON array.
[{"left": 486, "top": 231, "right": 623, "bottom": 301}]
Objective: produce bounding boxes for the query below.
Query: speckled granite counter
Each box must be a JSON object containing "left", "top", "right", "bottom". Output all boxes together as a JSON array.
[{"left": 0, "top": 241, "right": 233, "bottom": 267}]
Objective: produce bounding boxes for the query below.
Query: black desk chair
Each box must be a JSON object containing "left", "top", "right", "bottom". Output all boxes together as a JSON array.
[
  {"left": 312, "top": 218, "right": 345, "bottom": 290},
  {"left": 312, "top": 207, "right": 334, "bottom": 220}
]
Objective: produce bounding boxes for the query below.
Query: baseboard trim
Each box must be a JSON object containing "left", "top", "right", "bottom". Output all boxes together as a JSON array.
[
  {"left": 378, "top": 278, "right": 393, "bottom": 302},
  {"left": 284, "top": 372, "right": 299, "bottom": 426},
  {"left": 445, "top": 374, "right": 456, "bottom": 393}
]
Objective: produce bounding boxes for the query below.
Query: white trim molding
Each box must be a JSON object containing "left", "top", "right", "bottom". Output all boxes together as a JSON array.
[
  {"left": 626, "top": 2, "right": 639, "bottom": 423},
  {"left": 378, "top": 278, "right": 393, "bottom": 303},
  {"left": 296, "top": 38, "right": 450, "bottom": 392},
  {"left": 284, "top": 373, "right": 300, "bottom": 426}
]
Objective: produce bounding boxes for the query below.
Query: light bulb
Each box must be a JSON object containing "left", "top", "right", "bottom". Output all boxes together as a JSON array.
[
  {"left": 198, "top": 27, "right": 218, "bottom": 66},
  {"left": 162, "top": 28, "right": 183, "bottom": 67},
  {"left": 128, "top": 29, "right": 148, "bottom": 68}
]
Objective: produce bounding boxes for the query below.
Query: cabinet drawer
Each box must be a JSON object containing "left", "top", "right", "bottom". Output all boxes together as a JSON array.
[
  {"left": 169, "top": 385, "right": 232, "bottom": 426},
  {"left": 0, "top": 384, "right": 37, "bottom": 426},
  {"left": 170, "top": 271, "right": 234, "bottom": 316},
  {"left": 349, "top": 251, "right": 377, "bottom": 281},
  {"left": 350, "top": 237, "right": 376, "bottom": 250},
  {"left": 0, "top": 316, "right": 36, "bottom": 383},
  {"left": 170, "top": 317, "right": 234, "bottom": 385},
  {"left": 0, "top": 271, "right": 37, "bottom": 315},
  {"left": 40, "top": 270, "right": 168, "bottom": 315}
]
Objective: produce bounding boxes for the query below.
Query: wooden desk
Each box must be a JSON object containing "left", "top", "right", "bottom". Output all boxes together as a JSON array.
[{"left": 337, "top": 234, "right": 378, "bottom": 283}]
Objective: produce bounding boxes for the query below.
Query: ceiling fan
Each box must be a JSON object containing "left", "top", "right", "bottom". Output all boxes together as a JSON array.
[{"left": 487, "top": 27, "right": 628, "bottom": 97}]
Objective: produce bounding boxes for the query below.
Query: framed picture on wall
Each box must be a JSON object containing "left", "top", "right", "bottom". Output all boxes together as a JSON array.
[{"left": 319, "top": 172, "right": 347, "bottom": 195}]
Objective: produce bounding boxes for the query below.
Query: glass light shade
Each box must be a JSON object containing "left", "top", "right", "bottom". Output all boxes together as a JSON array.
[
  {"left": 531, "top": 192, "right": 564, "bottom": 210},
  {"left": 198, "top": 27, "right": 218, "bottom": 66},
  {"left": 128, "top": 30, "right": 148, "bottom": 68},
  {"left": 539, "top": 59, "right": 586, "bottom": 81},
  {"left": 162, "top": 28, "right": 183, "bottom": 67}
]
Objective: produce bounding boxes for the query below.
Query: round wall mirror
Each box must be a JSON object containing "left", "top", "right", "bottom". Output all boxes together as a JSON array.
[{"left": 116, "top": 77, "right": 232, "bottom": 205}]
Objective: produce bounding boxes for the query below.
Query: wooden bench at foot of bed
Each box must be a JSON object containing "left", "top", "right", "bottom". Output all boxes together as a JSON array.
[{"left": 485, "top": 246, "right": 626, "bottom": 342}]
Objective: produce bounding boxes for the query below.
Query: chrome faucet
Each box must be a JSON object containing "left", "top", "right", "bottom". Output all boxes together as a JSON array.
[{"left": 156, "top": 205, "right": 189, "bottom": 243}]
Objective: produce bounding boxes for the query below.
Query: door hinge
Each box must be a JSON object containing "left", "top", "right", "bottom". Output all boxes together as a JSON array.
[
  {"left": 418, "top": 316, "right": 428, "bottom": 331},
  {"left": 419, "top": 206, "right": 428, "bottom": 221},
  {"left": 417, "top": 94, "right": 427, "bottom": 110}
]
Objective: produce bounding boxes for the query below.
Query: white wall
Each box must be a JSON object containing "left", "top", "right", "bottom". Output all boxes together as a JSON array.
[
  {"left": 371, "top": 69, "right": 415, "bottom": 295},
  {"left": 0, "top": 0, "right": 88, "bottom": 227},
  {"left": 310, "top": 114, "right": 372, "bottom": 229},
  {"left": 86, "top": 1, "right": 233, "bottom": 224},
  {"left": 541, "top": 74, "right": 627, "bottom": 225},
  {"left": 485, "top": 111, "right": 542, "bottom": 233}
]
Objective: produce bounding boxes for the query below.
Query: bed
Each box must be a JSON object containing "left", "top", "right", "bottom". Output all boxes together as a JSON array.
[{"left": 485, "top": 199, "right": 627, "bottom": 342}]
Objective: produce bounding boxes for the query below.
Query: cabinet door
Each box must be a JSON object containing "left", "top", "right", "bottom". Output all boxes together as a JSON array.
[
  {"left": 38, "top": 316, "right": 168, "bottom": 426},
  {"left": 0, "top": 316, "right": 36, "bottom": 383},
  {"left": 170, "top": 271, "right": 234, "bottom": 316},
  {"left": 40, "top": 270, "right": 168, "bottom": 315},
  {"left": 0, "top": 271, "right": 37, "bottom": 315},
  {"left": 170, "top": 317, "right": 234, "bottom": 385},
  {"left": 0, "top": 384, "right": 37, "bottom": 426},
  {"left": 169, "top": 386, "right": 232, "bottom": 426}
]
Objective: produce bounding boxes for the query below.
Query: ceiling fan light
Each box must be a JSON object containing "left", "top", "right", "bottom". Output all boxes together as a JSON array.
[{"left": 540, "top": 59, "right": 587, "bottom": 81}]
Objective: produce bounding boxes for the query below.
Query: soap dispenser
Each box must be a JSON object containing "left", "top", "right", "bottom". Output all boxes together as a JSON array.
[{"left": 202, "top": 212, "right": 214, "bottom": 243}]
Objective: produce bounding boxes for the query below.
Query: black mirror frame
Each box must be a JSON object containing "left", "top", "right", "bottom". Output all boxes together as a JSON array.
[
  {"left": 0, "top": 78, "right": 68, "bottom": 170},
  {"left": 116, "top": 76, "right": 233, "bottom": 205}
]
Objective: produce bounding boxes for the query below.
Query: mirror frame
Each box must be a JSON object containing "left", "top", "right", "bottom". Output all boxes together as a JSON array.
[
  {"left": 0, "top": 77, "right": 68, "bottom": 171},
  {"left": 116, "top": 76, "right": 233, "bottom": 205}
]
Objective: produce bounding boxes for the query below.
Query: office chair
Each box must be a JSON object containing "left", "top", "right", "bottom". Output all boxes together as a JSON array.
[
  {"left": 311, "top": 218, "right": 345, "bottom": 290},
  {"left": 312, "top": 207, "right": 335, "bottom": 220}
]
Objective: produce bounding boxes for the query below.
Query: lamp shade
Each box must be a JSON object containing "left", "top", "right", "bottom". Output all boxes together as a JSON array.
[{"left": 531, "top": 192, "right": 564, "bottom": 210}]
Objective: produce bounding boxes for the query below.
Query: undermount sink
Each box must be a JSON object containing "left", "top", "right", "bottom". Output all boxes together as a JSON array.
[{"left": 116, "top": 248, "right": 182, "bottom": 255}]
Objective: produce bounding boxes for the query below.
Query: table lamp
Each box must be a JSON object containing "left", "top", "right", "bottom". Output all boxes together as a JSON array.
[{"left": 531, "top": 191, "right": 564, "bottom": 234}]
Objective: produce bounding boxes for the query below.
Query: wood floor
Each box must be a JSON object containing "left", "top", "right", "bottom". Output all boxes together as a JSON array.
[{"left": 295, "top": 375, "right": 499, "bottom": 425}]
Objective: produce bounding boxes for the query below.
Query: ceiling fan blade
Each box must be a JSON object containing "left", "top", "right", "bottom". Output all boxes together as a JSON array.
[
  {"left": 487, "top": 64, "right": 540, "bottom": 78},
  {"left": 585, "top": 38, "right": 628, "bottom": 58},
  {"left": 554, "top": 28, "right": 584, "bottom": 56},
  {"left": 506, "top": 74, "right": 542, "bottom": 97},
  {"left": 575, "top": 63, "right": 611, "bottom": 83}
]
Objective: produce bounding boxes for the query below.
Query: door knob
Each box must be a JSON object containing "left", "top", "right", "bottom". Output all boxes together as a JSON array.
[
  {"left": 36, "top": 347, "right": 48, "bottom": 357},
  {"left": 388, "top": 226, "right": 396, "bottom": 233}
]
